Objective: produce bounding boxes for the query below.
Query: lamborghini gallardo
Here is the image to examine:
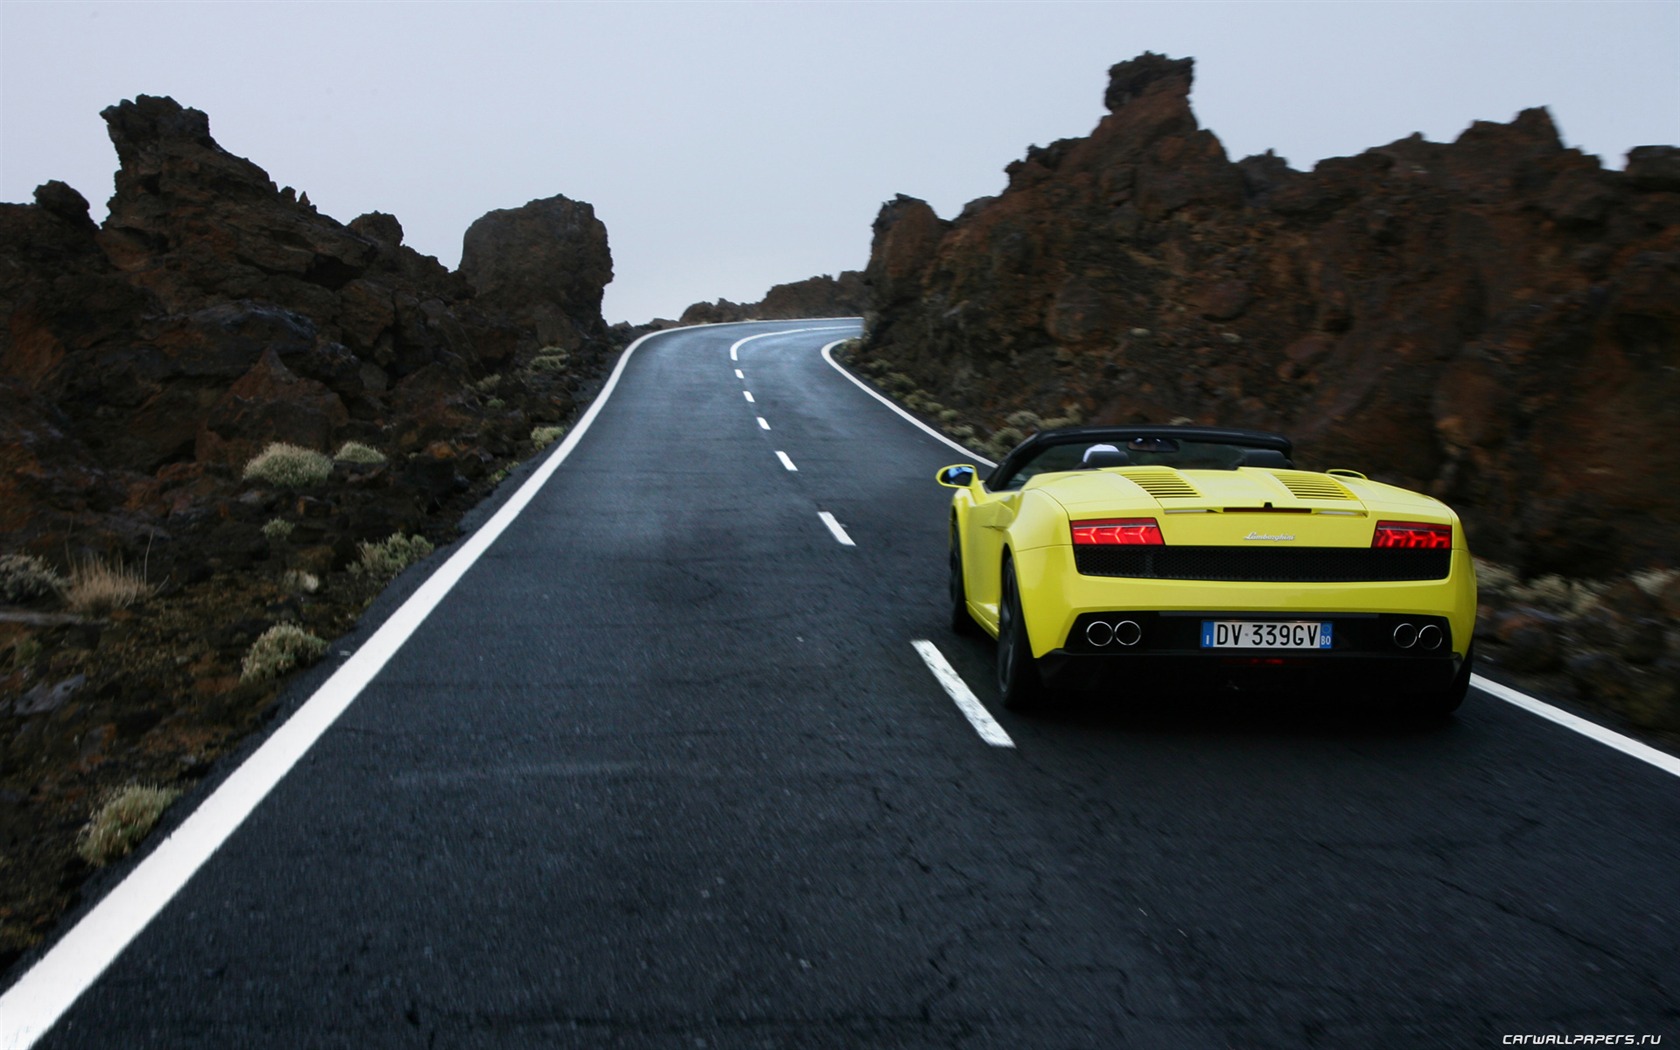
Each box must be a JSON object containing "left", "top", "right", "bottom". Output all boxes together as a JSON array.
[{"left": 937, "top": 425, "right": 1477, "bottom": 716}]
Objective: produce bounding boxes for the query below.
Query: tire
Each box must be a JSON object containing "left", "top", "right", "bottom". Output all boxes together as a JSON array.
[
  {"left": 949, "top": 524, "right": 980, "bottom": 637},
  {"left": 1406, "top": 641, "right": 1474, "bottom": 723},
  {"left": 995, "top": 558, "right": 1046, "bottom": 712}
]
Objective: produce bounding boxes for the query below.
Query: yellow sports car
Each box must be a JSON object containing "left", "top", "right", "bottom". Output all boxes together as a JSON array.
[{"left": 937, "top": 425, "right": 1477, "bottom": 717}]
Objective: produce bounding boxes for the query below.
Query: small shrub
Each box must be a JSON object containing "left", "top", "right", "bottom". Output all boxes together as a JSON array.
[
  {"left": 261, "top": 518, "right": 295, "bottom": 542},
  {"left": 1005, "top": 410, "right": 1044, "bottom": 432},
  {"left": 64, "top": 555, "right": 152, "bottom": 615},
  {"left": 485, "top": 397, "right": 506, "bottom": 411},
  {"left": 884, "top": 372, "right": 917, "bottom": 395},
  {"left": 282, "top": 569, "right": 320, "bottom": 595},
  {"left": 530, "top": 425, "right": 567, "bottom": 447},
  {"left": 243, "top": 443, "right": 332, "bottom": 487},
  {"left": 77, "top": 784, "right": 181, "bottom": 867},
  {"left": 938, "top": 408, "right": 961, "bottom": 424},
  {"left": 0, "top": 553, "right": 64, "bottom": 604},
  {"left": 945, "top": 424, "right": 976, "bottom": 442},
  {"left": 474, "top": 374, "right": 503, "bottom": 394},
  {"left": 334, "top": 441, "right": 387, "bottom": 465},
  {"left": 986, "top": 426, "right": 1026, "bottom": 457},
  {"left": 352, "top": 532, "right": 434, "bottom": 582},
  {"left": 528, "top": 351, "right": 569, "bottom": 373},
  {"left": 241, "top": 623, "right": 329, "bottom": 682}
]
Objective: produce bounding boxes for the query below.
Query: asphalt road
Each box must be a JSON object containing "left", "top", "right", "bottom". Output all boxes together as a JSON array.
[{"left": 17, "top": 321, "right": 1680, "bottom": 1048}]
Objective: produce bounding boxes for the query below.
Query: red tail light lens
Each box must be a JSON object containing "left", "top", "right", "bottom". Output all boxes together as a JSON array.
[
  {"left": 1372, "top": 521, "right": 1452, "bottom": 549},
  {"left": 1071, "top": 518, "right": 1164, "bottom": 546}
]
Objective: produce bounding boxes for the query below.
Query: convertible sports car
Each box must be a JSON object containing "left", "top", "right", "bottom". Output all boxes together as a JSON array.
[{"left": 937, "top": 425, "right": 1477, "bottom": 716}]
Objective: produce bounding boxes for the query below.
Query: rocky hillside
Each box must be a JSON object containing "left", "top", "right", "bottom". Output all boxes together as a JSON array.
[
  {"left": 675, "top": 270, "right": 865, "bottom": 327},
  {"left": 856, "top": 53, "right": 1680, "bottom": 581},
  {"left": 0, "top": 96, "right": 613, "bottom": 966}
]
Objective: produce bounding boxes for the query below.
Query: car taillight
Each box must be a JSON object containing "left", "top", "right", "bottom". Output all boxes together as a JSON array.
[
  {"left": 1071, "top": 518, "right": 1164, "bottom": 546},
  {"left": 1372, "top": 521, "right": 1452, "bottom": 549}
]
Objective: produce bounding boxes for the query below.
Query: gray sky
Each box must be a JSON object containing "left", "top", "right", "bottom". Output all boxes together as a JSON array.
[{"left": 3, "top": 1, "right": 1676, "bottom": 325}]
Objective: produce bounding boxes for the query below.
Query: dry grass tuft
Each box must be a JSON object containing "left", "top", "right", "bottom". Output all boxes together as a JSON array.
[
  {"left": 77, "top": 784, "right": 181, "bottom": 867},
  {"left": 64, "top": 555, "right": 153, "bottom": 615}
]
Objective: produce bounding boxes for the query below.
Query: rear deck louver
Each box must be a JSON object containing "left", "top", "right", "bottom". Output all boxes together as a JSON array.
[
  {"left": 1272, "top": 471, "right": 1355, "bottom": 501},
  {"left": 1118, "top": 467, "right": 1201, "bottom": 499}
]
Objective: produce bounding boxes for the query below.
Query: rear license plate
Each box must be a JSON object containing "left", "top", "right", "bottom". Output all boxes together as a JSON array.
[{"left": 1201, "top": 620, "right": 1333, "bottom": 649}]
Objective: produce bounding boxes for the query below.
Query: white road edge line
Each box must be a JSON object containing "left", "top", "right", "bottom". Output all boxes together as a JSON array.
[
  {"left": 776, "top": 451, "right": 798, "bottom": 472},
  {"left": 1472, "top": 674, "right": 1680, "bottom": 779},
  {"left": 0, "top": 320, "right": 800, "bottom": 1049},
  {"left": 818, "top": 511, "right": 855, "bottom": 547},
  {"left": 757, "top": 417, "right": 771, "bottom": 431},
  {"left": 912, "top": 640, "right": 1015, "bottom": 748},
  {"left": 819, "top": 339, "right": 996, "bottom": 467},
  {"left": 820, "top": 336, "right": 1680, "bottom": 778}
]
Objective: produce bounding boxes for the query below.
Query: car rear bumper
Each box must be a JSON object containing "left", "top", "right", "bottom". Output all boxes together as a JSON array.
[{"left": 1035, "top": 647, "right": 1465, "bottom": 696}]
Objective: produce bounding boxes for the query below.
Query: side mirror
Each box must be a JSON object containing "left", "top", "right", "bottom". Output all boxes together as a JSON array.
[{"left": 936, "top": 464, "right": 977, "bottom": 489}]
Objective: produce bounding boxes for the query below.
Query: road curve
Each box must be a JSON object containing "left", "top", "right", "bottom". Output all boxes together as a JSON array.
[{"left": 10, "top": 321, "right": 1679, "bottom": 1048}]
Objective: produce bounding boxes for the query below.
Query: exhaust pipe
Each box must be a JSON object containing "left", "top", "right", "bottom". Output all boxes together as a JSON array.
[
  {"left": 1393, "top": 623, "right": 1418, "bottom": 649},
  {"left": 1086, "top": 621, "right": 1115, "bottom": 647},
  {"left": 1084, "top": 620, "right": 1143, "bottom": 648},
  {"left": 1417, "top": 624, "right": 1443, "bottom": 650},
  {"left": 1114, "top": 620, "right": 1142, "bottom": 647}
]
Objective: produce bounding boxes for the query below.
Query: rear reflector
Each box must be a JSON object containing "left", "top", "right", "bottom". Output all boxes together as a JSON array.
[
  {"left": 1071, "top": 518, "right": 1164, "bottom": 546},
  {"left": 1372, "top": 521, "right": 1452, "bottom": 549}
]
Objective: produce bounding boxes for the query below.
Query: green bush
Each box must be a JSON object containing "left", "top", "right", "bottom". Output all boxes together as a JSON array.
[
  {"left": 528, "top": 350, "right": 570, "bottom": 373},
  {"left": 243, "top": 443, "right": 332, "bottom": 487},
  {"left": 986, "top": 426, "right": 1025, "bottom": 458},
  {"left": 240, "top": 623, "right": 329, "bottom": 682},
  {"left": 333, "top": 441, "right": 387, "bottom": 465},
  {"left": 0, "top": 553, "right": 64, "bottom": 604},
  {"left": 530, "top": 425, "right": 567, "bottom": 447},
  {"left": 77, "top": 784, "right": 182, "bottom": 867},
  {"left": 352, "top": 532, "right": 434, "bottom": 582},
  {"left": 261, "top": 518, "right": 295, "bottom": 542}
]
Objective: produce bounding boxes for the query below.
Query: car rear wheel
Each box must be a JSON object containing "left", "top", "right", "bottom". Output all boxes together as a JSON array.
[
  {"left": 996, "top": 558, "right": 1046, "bottom": 712},
  {"left": 1406, "top": 642, "right": 1474, "bottom": 722},
  {"left": 949, "top": 524, "right": 980, "bottom": 636}
]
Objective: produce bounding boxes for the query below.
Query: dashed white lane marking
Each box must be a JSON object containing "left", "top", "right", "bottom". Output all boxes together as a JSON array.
[
  {"left": 735, "top": 369, "right": 744, "bottom": 379},
  {"left": 743, "top": 390, "right": 755, "bottom": 403},
  {"left": 776, "top": 450, "right": 797, "bottom": 472},
  {"left": 912, "top": 641, "right": 1015, "bottom": 748},
  {"left": 818, "top": 512, "right": 855, "bottom": 547},
  {"left": 1473, "top": 675, "right": 1680, "bottom": 779},
  {"left": 757, "top": 417, "right": 771, "bottom": 430}
]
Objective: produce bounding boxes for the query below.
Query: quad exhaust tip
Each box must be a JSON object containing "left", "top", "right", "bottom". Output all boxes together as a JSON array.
[{"left": 1086, "top": 620, "right": 1141, "bottom": 647}]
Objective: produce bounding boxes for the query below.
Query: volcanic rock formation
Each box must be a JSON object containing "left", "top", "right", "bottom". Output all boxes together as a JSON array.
[
  {"left": 678, "top": 271, "right": 866, "bottom": 326},
  {"left": 857, "top": 53, "right": 1680, "bottom": 579}
]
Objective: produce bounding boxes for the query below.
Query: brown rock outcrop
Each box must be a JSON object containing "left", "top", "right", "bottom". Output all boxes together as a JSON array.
[
  {"left": 858, "top": 53, "right": 1680, "bottom": 577},
  {"left": 459, "top": 195, "right": 612, "bottom": 352}
]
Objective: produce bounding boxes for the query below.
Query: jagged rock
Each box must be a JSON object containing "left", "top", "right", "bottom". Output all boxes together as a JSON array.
[
  {"left": 459, "top": 194, "right": 612, "bottom": 352},
  {"left": 856, "top": 52, "right": 1680, "bottom": 577}
]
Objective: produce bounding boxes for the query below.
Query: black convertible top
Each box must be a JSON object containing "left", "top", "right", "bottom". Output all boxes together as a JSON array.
[{"left": 987, "top": 424, "right": 1294, "bottom": 490}]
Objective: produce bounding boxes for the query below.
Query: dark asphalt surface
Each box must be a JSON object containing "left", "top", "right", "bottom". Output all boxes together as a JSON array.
[{"left": 26, "top": 322, "right": 1680, "bottom": 1048}]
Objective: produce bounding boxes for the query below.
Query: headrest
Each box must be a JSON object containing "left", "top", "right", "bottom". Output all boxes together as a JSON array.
[{"left": 1082, "top": 444, "right": 1131, "bottom": 468}]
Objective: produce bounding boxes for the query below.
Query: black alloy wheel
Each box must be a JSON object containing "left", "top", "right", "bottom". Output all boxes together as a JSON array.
[
  {"left": 996, "top": 557, "right": 1046, "bottom": 711},
  {"left": 949, "top": 523, "right": 980, "bottom": 636}
]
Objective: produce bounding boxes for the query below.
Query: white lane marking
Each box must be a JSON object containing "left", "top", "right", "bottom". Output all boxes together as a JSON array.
[
  {"left": 735, "top": 369, "right": 744, "bottom": 379},
  {"left": 0, "top": 321, "right": 708, "bottom": 1049},
  {"left": 819, "top": 339, "right": 995, "bottom": 468},
  {"left": 757, "top": 417, "right": 771, "bottom": 431},
  {"left": 1473, "top": 675, "right": 1680, "bottom": 779},
  {"left": 776, "top": 450, "right": 798, "bottom": 472},
  {"left": 730, "top": 323, "right": 856, "bottom": 363},
  {"left": 912, "top": 640, "right": 1015, "bottom": 748},
  {"left": 743, "top": 390, "right": 755, "bottom": 403},
  {"left": 818, "top": 511, "right": 855, "bottom": 546}
]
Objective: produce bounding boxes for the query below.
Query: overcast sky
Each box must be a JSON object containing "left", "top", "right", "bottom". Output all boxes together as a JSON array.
[{"left": 3, "top": 1, "right": 1676, "bottom": 325}]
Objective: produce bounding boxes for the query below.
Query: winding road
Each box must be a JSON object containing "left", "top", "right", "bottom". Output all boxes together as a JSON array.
[{"left": 4, "top": 320, "right": 1677, "bottom": 1048}]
